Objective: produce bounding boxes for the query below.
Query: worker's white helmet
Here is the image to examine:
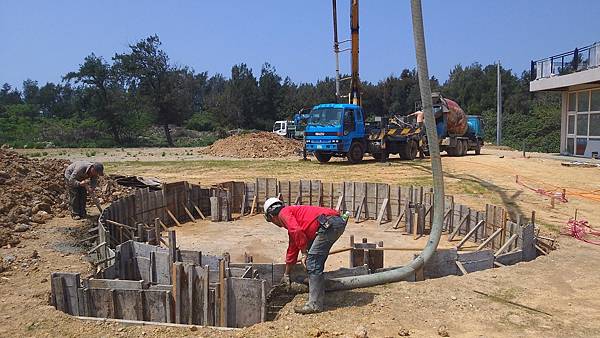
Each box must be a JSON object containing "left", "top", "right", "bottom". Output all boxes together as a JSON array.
[{"left": 264, "top": 197, "right": 283, "bottom": 214}]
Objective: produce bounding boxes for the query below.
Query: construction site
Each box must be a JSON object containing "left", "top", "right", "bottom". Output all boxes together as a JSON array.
[{"left": 2, "top": 1, "right": 600, "bottom": 337}]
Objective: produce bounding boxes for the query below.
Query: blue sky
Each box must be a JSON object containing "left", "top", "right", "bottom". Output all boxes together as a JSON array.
[{"left": 1, "top": 0, "right": 599, "bottom": 88}]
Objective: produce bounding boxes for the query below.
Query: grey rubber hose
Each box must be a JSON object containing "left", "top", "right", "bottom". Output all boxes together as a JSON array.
[{"left": 328, "top": 0, "right": 445, "bottom": 290}]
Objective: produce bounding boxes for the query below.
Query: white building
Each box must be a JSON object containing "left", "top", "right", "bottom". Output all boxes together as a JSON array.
[{"left": 530, "top": 42, "right": 600, "bottom": 158}]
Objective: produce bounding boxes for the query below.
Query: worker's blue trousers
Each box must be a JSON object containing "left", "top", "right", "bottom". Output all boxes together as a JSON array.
[{"left": 306, "top": 216, "right": 346, "bottom": 276}]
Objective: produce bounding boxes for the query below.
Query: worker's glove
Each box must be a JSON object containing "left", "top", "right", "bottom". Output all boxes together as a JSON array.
[{"left": 280, "top": 273, "right": 291, "bottom": 287}]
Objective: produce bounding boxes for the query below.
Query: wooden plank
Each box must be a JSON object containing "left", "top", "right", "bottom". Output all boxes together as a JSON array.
[
  {"left": 456, "top": 261, "right": 468, "bottom": 275},
  {"left": 219, "top": 259, "right": 227, "bottom": 327},
  {"left": 182, "top": 204, "right": 196, "bottom": 223},
  {"left": 113, "top": 289, "right": 143, "bottom": 320},
  {"left": 173, "top": 263, "right": 184, "bottom": 324},
  {"left": 448, "top": 215, "right": 472, "bottom": 242},
  {"left": 354, "top": 195, "right": 366, "bottom": 223},
  {"left": 376, "top": 198, "right": 389, "bottom": 225},
  {"left": 73, "top": 316, "right": 239, "bottom": 330},
  {"left": 419, "top": 248, "right": 458, "bottom": 278},
  {"left": 166, "top": 208, "right": 182, "bottom": 227},
  {"left": 335, "top": 195, "right": 344, "bottom": 211},
  {"left": 250, "top": 195, "right": 257, "bottom": 215},
  {"left": 187, "top": 265, "right": 195, "bottom": 324},
  {"left": 455, "top": 220, "right": 485, "bottom": 250},
  {"left": 51, "top": 276, "right": 68, "bottom": 313},
  {"left": 495, "top": 250, "right": 523, "bottom": 266},
  {"left": 86, "top": 279, "right": 144, "bottom": 290},
  {"left": 142, "top": 289, "right": 169, "bottom": 322},
  {"left": 88, "top": 288, "right": 114, "bottom": 318},
  {"left": 168, "top": 230, "right": 177, "bottom": 263},
  {"left": 457, "top": 250, "right": 494, "bottom": 272},
  {"left": 535, "top": 243, "right": 548, "bottom": 255},
  {"left": 226, "top": 278, "right": 267, "bottom": 328},
  {"left": 203, "top": 266, "right": 210, "bottom": 325},
  {"left": 476, "top": 228, "right": 503, "bottom": 251},
  {"left": 494, "top": 234, "right": 519, "bottom": 257},
  {"left": 105, "top": 219, "right": 136, "bottom": 231}
]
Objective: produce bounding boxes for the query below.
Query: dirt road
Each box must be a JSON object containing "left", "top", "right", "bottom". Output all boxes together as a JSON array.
[{"left": 3, "top": 146, "right": 600, "bottom": 337}]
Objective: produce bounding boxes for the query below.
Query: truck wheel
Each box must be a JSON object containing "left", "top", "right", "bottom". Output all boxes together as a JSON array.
[
  {"left": 475, "top": 140, "right": 481, "bottom": 155},
  {"left": 462, "top": 140, "right": 469, "bottom": 156},
  {"left": 314, "top": 152, "right": 332, "bottom": 163},
  {"left": 347, "top": 142, "right": 364, "bottom": 164},
  {"left": 399, "top": 141, "right": 417, "bottom": 160},
  {"left": 455, "top": 140, "right": 464, "bottom": 157},
  {"left": 409, "top": 140, "right": 418, "bottom": 160}
]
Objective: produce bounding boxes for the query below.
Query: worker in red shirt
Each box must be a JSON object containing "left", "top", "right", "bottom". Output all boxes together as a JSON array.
[{"left": 264, "top": 197, "right": 347, "bottom": 314}]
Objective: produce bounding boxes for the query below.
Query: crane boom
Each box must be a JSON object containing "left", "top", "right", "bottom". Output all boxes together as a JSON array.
[{"left": 349, "top": 0, "right": 360, "bottom": 106}]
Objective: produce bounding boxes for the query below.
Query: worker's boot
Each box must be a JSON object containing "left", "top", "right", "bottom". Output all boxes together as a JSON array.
[{"left": 294, "top": 274, "right": 325, "bottom": 314}]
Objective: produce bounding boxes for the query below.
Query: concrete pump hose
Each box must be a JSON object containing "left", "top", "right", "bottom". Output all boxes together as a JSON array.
[{"left": 328, "top": 0, "right": 445, "bottom": 290}]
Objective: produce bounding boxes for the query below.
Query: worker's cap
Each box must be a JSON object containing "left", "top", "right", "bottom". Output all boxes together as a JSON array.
[{"left": 92, "top": 162, "right": 104, "bottom": 176}]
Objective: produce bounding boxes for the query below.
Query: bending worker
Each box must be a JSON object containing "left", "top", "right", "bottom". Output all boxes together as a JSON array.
[
  {"left": 263, "top": 197, "right": 347, "bottom": 314},
  {"left": 408, "top": 110, "right": 426, "bottom": 159},
  {"left": 64, "top": 161, "right": 104, "bottom": 219}
]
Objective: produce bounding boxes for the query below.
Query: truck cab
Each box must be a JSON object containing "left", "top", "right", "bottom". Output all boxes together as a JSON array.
[{"left": 304, "top": 103, "right": 367, "bottom": 163}]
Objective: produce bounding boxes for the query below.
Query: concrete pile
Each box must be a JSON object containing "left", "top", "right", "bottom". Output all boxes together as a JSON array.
[
  {"left": 0, "top": 149, "right": 133, "bottom": 247},
  {"left": 201, "top": 132, "right": 302, "bottom": 158}
]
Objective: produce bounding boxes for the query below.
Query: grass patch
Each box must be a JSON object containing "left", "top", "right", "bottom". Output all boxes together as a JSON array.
[{"left": 459, "top": 180, "right": 489, "bottom": 195}]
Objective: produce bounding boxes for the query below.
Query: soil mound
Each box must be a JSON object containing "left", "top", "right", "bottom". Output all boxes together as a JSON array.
[
  {"left": 201, "top": 132, "right": 302, "bottom": 158},
  {"left": 0, "top": 150, "right": 133, "bottom": 247}
]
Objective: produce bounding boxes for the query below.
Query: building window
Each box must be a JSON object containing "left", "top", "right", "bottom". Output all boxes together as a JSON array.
[
  {"left": 578, "top": 91, "right": 589, "bottom": 112},
  {"left": 592, "top": 90, "right": 600, "bottom": 112},
  {"left": 590, "top": 113, "right": 600, "bottom": 137},
  {"left": 566, "top": 89, "right": 597, "bottom": 156},
  {"left": 568, "top": 92, "right": 577, "bottom": 111},
  {"left": 577, "top": 113, "right": 589, "bottom": 135},
  {"left": 576, "top": 138, "right": 587, "bottom": 155},
  {"left": 568, "top": 114, "right": 575, "bottom": 134},
  {"left": 567, "top": 138, "right": 575, "bottom": 154}
]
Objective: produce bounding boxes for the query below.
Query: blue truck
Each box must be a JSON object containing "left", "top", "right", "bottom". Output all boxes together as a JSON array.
[{"left": 304, "top": 103, "right": 423, "bottom": 163}]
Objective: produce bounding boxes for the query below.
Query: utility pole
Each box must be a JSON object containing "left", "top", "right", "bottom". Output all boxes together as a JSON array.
[
  {"left": 496, "top": 60, "right": 502, "bottom": 145},
  {"left": 332, "top": 0, "right": 341, "bottom": 102}
]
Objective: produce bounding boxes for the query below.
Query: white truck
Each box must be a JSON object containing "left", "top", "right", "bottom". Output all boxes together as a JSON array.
[{"left": 272, "top": 120, "right": 294, "bottom": 137}]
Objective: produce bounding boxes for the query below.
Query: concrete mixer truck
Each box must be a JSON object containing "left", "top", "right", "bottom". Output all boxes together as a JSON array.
[{"left": 422, "top": 93, "right": 484, "bottom": 157}]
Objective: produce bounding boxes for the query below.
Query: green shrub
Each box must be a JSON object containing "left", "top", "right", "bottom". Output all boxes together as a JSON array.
[{"left": 185, "top": 112, "right": 216, "bottom": 132}]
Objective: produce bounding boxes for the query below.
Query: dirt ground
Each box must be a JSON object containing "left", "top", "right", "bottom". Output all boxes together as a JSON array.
[
  {"left": 3, "top": 146, "right": 600, "bottom": 337},
  {"left": 175, "top": 216, "right": 459, "bottom": 270}
]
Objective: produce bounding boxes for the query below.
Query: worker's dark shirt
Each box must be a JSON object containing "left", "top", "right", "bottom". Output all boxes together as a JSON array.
[
  {"left": 64, "top": 161, "right": 98, "bottom": 189},
  {"left": 278, "top": 205, "right": 339, "bottom": 264}
]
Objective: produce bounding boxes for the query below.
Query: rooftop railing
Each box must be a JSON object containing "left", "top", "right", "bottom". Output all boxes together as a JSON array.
[{"left": 531, "top": 42, "right": 600, "bottom": 81}]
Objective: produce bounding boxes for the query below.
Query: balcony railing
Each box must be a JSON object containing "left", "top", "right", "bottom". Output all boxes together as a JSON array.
[{"left": 531, "top": 42, "right": 600, "bottom": 81}]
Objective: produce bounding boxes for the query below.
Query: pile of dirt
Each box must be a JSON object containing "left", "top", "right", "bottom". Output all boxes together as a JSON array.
[
  {"left": 0, "top": 150, "right": 134, "bottom": 247},
  {"left": 201, "top": 132, "right": 302, "bottom": 158}
]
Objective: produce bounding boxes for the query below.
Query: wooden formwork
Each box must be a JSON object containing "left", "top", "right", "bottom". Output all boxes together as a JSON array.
[{"left": 79, "top": 176, "right": 541, "bottom": 328}]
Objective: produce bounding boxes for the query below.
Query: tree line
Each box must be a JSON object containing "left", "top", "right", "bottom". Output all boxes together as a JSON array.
[{"left": 0, "top": 35, "right": 560, "bottom": 151}]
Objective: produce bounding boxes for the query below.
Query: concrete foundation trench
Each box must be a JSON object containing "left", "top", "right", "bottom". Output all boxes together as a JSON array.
[{"left": 50, "top": 178, "right": 544, "bottom": 328}]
